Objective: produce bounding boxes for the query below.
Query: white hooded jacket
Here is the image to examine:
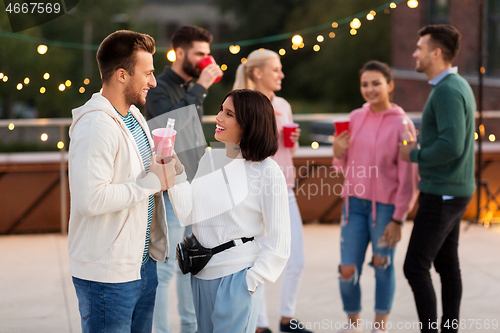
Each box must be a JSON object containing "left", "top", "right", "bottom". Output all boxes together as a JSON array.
[{"left": 68, "top": 92, "right": 168, "bottom": 283}]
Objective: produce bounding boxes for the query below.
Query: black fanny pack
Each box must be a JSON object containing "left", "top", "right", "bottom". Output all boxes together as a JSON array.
[{"left": 176, "top": 233, "right": 254, "bottom": 275}]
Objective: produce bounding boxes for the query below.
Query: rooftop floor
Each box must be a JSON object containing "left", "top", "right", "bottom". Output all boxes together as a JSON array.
[{"left": 0, "top": 222, "right": 499, "bottom": 333}]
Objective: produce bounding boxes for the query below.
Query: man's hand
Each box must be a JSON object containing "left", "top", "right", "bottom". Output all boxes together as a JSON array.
[
  {"left": 399, "top": 141, "right": 418, "bottom": 162},
  {"left": 197, "top": 64, "right": 223, "bottom": 89},
  {"left": 333, "top": 131, "right": 350, "bottom": 159},
  {"left": 150, "top": 154, "right": 177, "bottom": 191}
]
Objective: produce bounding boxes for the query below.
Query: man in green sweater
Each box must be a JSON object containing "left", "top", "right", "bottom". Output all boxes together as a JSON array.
[{"left": 399, "top": 25, "right": 476, "bottom": 333}]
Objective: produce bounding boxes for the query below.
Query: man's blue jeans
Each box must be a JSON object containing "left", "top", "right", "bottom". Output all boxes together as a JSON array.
[
  {"left": 72, "top": 257, "right": 158, "bottom": 333},
  {"left": 153, "top": 192, "right": 197, "bottom": 333},
  {"left": 339, "top": 197, "right": 397, "bottom": 315}
]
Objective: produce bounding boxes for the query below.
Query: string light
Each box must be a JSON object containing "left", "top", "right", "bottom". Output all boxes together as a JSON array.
[
  {"left": 332, "top": 22, "right": 338, "bottom": 28},
  {"left": 475, "top": 132, "right": 479, "bottom": 140},
  {"left": 313, "top": 44, "right": 320, "bottom": 52},
  {"left": 317, "top": 35, "right": 324, "bottom": 42},
  {"left": 407, "top": 0, "right": 418, "bottom": 8},
  {"left": 229, "top": 45, "right": 240, "bottom": 54},
  {"left": 0, "top": 73, "right": 4, "bottom": 79},
  {"left": 16, "top": 83, "right": 23, "bottom": 90},
  {"left": 37, "top": 44, "right": 48, "bottom": 54},
  {"left": 166, "top": 50, "right": 176, "bottom": 62},
  {"left": 292, "top": 35, "right": 303, "bottom": 45},
  {"left": 24, "top": 77, "right": 30, "bottom": 84},
  {"left": 241, "top": 58, "right": 247, "bottom": 64},
  {"left": 311, "top": 142, "right": 319, "bottom": 149},
  {"left": 59, "top": 84, "right": 66, "bottom": 91},
  {"left": 370, "top": 10, "right": 377, "bottom": 16},
  {"left": 350, "top": 18, "right": 361, "bottom": 29},
  {"left": 384, "top": 8, "right": 391, "bottom": 14},
  {"left": 65, "top": 80, "right": 72, "bottom": 87},
  {"left": 41, "top": 133, "right": 48, "bottom": 141},
  {"left": 490, "top": 134, "right": 496, "bottom": 142},
  {"left": 367, "top": 13, "right": 375, "bottom": 20},
  {"left": 299, "top": 42, "right": 305, "bottom": 48},
  {"left": 79, "top": 87, "right": 85, "bottom": 93},
  {"left": 350, "top": 29, "right": 358, "bottom": 35},
  {"left": 279, "top": 48, "right": 286, "bottom": 56},
  {"left": 292, "top": 44, "right": 299, "bottom": 50},
  {"left": 8, "top": 123, "right": 15, "bottom": 130},
  {"left": 220, "top": 64, "right": 228, "bottom": 71},
  {"left": 83, "top": 78, "right": 90, "bottom": 85},
  {"left": 390, "top": 2, "right": 397, "bottom": 8},
  {"left": 2, "top": 75, "right": 8, "bottom": 82},
  {"left": 329, "top": 32, "right": 336, "bottom": 38},
  {"left": 57, "top": 141, "right": 65, "bottom": 149},
  {"left": 43, "top": 73, "right": 50, "bottom": 80},
  {"left": 40, "top": 87, "right": 46, "bottom": 94}
]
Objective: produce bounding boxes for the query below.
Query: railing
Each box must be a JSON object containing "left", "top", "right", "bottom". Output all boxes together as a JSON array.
[
  {"left": 0, "top": 118, "right": 71, "bottom": 234},
  {"left": 1, "top": 110, "right": 499, "bottom": 234}
]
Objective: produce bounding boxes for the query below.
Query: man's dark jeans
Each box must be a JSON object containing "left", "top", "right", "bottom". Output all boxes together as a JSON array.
[{"left": 404, "top": 192, "right": 471, "bottom": 333}]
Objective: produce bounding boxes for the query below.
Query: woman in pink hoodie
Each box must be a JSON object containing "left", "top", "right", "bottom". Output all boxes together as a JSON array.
[{"left": 332, "top": 61, "right": 419, "bottom": 333}]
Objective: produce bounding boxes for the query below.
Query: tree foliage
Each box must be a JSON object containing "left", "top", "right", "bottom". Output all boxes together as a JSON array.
[
  {"left": 215, "top": 0, "right": 392, "bottom": 113},
  {"left": 0, "top": 0, "right": 142, "bottom": 118}
]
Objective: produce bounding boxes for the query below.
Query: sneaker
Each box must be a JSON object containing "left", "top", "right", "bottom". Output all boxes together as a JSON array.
[
  {"left": 280, "top": 319, "right": 313, "bottom": 333},
  {"left": 336, "top": 326, "right": 363, "bottom": 333}
]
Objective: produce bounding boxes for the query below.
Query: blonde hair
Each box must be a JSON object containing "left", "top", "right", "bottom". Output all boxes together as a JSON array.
[{"left": 232, "top": 49, "right": 280, "bottom": 90}]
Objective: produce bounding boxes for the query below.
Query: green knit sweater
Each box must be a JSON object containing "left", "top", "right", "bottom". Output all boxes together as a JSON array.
[{"left": 410, "top": 73, "right": 476, "bottom": 197}]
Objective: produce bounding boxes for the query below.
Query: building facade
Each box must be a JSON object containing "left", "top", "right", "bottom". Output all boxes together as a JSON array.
[{"left": 391, "top": 0, "right": 500, "bottom": 112}]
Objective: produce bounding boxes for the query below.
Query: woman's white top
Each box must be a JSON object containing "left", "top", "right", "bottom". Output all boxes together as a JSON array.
[{"left": 168, "top": 148, "right": 291, "bottom": 291}]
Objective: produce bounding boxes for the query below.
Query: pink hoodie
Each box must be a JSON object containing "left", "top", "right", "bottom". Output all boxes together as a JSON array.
[{"left": 333, "top": 103, "right": 419, "bottom": 222}]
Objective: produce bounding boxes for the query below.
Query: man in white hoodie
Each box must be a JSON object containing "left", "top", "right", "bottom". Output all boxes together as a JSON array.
[{"left": 68, "top": 30, "right": 176, "bottom": 333}]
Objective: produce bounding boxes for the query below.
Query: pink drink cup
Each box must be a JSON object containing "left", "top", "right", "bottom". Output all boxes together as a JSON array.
[
  {"left": 334, "top": 120, "right": 350, "bottom": 135},
  {"left": 152, "top": 128, "right": 177, "bottom": 164},
  {"left": 283, "top": 123, "right": 299, "bottom": 148},
  {"left": 198, "top": 56, "right": 222, "bottom": 83}
]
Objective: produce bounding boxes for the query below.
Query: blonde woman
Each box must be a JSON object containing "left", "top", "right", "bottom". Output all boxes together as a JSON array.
[{"left": 234, "top": 49, "right": 311, "bottom": 333}]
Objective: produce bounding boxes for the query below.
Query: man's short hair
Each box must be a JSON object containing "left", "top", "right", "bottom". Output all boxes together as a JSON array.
[
  {"left": 171, "top": 25, "right": 213, "bottom": 51},
  {"left": 97, "top": 30, "right": 155, "bottom": 84},
  {"left": 418, "top": 24, "right": 461, "bottom": 63}
]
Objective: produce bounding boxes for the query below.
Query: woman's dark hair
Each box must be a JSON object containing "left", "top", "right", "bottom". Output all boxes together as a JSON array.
[
  {"left": 221, "top": 89, "right": 278, "bottom": 162},
  {"left": 97, "top": 30, "right": 155, "bottom": 84},
  {"left": 359, "top": 60, "right": 393, "bottom": 84},
  {"left": 418, "top": 24, "right": 461, "bottom": 62}
]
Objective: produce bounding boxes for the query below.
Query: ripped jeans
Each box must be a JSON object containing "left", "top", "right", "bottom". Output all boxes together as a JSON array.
[{"left": 339, "top": 197, "right": 397, "bottom": 315}]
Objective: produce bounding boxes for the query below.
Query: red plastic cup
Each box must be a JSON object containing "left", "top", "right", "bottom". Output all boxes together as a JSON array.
[
  {"left": 334, "top": 120, "right": 350, "bottom": 135},
  {"left": 198, "top": 56, "right": 222, "bottom": 83},
  {"left": 152, "top": 128, "right": 177, "bottom": 163},
  {"left": 283, "top": 123, "right": 299, "bottom": 148}
]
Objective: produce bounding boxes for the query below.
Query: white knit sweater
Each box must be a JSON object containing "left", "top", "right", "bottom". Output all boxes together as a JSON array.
[{"left": 168, "top": 148, "right": 291, "bottom": 292}]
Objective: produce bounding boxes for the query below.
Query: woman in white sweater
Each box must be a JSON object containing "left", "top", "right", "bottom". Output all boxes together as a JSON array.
[{"left": 168, "top": 89, "right": 291, "bottom": 333}]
